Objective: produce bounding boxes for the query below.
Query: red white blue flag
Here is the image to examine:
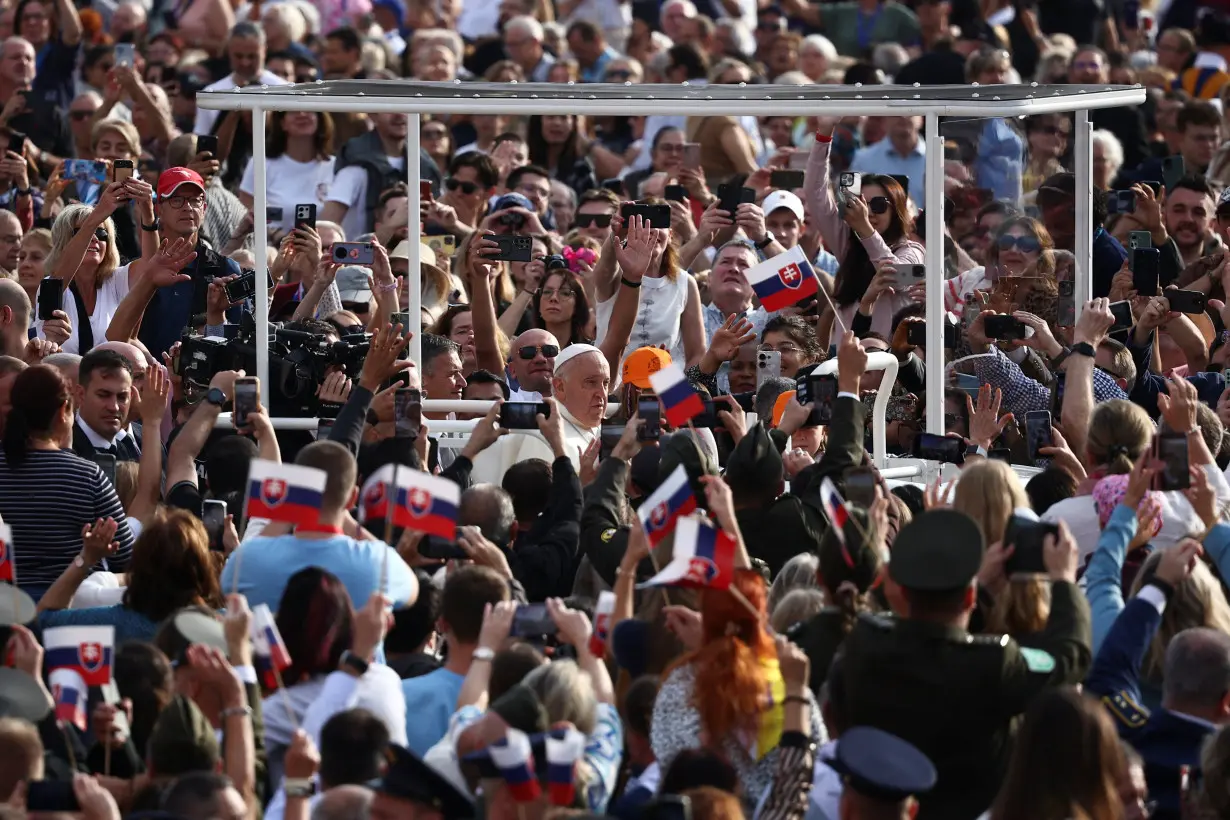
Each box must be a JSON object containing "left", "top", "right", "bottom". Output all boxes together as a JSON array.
[
  {"left": 820, "top": 477, "right": 855, "bottom": 568},
  {"left": 44, "top": 625, "right": 114, "bottom": 687},
  {"left": 250, "top": 604, "right": 292, "bottom": 690},
  {"left": 638, "top": 515, "right": 736, "bottom": 591},
  {"left": 745, "top": 245, "right": 819, "bottom": 312},
  {"left": 400, "top": 470, "right": 460, "bottom": 540},
  {"left": 488, "top": 728, "right": 542, "bottom": 803},
  {"left": 546, "top": 728, "right": 587, "bottom": 806},
  {"left": 637, "top": 466, "right": 697, "bottom": 548},
  {"left": 49, "top": 668, "right": 87, "bottom": 731},
  {"left": 245, "top": 459, "right": 327, "bottom": 528},
  {"left": 588, "top": 591, "right": 615, "bottom": 658},
  {"left": 647, "top": 362, "right": 705, "bottom": 428},
  {"left": 0, "top": 522, "right": 14, "bottom": 583}
]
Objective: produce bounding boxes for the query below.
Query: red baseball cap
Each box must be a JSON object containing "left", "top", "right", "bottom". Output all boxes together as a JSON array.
[{"left": 157, "top": 167, "right": 205, "bottom": 199}]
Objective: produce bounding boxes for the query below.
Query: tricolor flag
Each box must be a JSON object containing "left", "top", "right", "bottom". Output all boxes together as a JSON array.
[
  {"left": 44, "top": 625, "right": 114, "bottom": 687},
  {"left": 245, "top": 459, "right": 328, "bottom": 528},
  {"left": 545, "top": 728, "right": 587, "bottom": 806},
  {"left": 745, "top": 245, "right": 819, "bottom": 312},
  {"left": 251, "top": 604, "right": 292, "bottom": 690},
  {"left": 588, "top": 591, "right": 616, "bottom": 658},
  {"left": 637, "top": 466, "right": 697, "bottom": 547},
  {"left": 820, "top": 477, "right": 854, "bottom": 568},
  {"left": 360, "top": 463, "right": 402, "bottom": 525},
  {"left": 400, "top": 470, "right": 460, "bottom": 540},
  {"left": 0, "top": 523, "right": 14, "bottom": 583},
  {"left": 638, "top": 515, "right": 736, "bottom": 591},
  {"left": 488, "top": 728, "right": 542, "bottom": 803},
  {"left": 49, "top": 668, "right": 87, "bottom": 731},
  {"left": 647, "top": 362, "right": 705, "bottom": 428}
]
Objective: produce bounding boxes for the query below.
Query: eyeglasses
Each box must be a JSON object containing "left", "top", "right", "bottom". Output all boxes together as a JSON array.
[
  {"left": 997, "top": 234, "right": 1042, "bottom": 253},
  {"left": 656, "top": 143, "right": 686, "bottom": 154},
  {"left": 518, "top": 183, "right": 550, "bottom": 199},
  {"left": 518, "top": 343, "right": 560, "bottom": 360},
  {"left": 445, "top": 177, "right": 479, "bottom": 195},
  {"left": 605, "top": 69, "right": 632, "bottom": 80},
  {"left": 868, "top": 196, "right": 890, "bottom": 214},
  {"left": 163, "top": 193, "right": 205, "bottom": 210},
  {"left": 70, "top": 110, "right": 94, "bottom": 121},
  {"left": 540, "top": 286, "right": 576, "bottom": 300},
  {"left": 759, "top": 342, "right": 801, "bottom": 354},
  {"left": 574, "top": 213, "right": 612, "bottom": 228},
  {"left": 422, "top": 128, "right": 449, "bottom": 140}
]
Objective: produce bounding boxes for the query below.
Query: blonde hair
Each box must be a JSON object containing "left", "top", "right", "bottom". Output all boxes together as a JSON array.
[
  {"left": 953, "top": 460, "right": 1029, "bottom": 546},
  {"left": 1086, "top": 400, "right": 1152, "bottom": 474},
  {"left": 1131, "top": 547, "right": 1230, "bottom": 681},
  {"left": 113, "top": 460, "right": 139, "bottom": 512},
  {"left": 20, "top": 228, "right": 51, "bottom": 253},
  {"left": 46, "top": 204, "right": 120, "bottom": 285},
  {"left": 987, "top": 577, "right": 1052, "bottom": 636},
  {"left": 90, "top": 118, "right": 141, "bottom": 157}
]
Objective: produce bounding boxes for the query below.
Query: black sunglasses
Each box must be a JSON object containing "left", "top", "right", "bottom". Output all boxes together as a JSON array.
[
  {"left": 445, "top": 177, "right": 479, "bottom": 195},
  {"left": 869, "top": 196, "right": 890, "bottom": 215},
  {"left": 518, "top": 343, "right": 560, "bottom": 360},
  {"left": 93, "top": 227, "right": 108, "bottom": 242},
  {"left": 574, "top": 213, "right": 612, "bottom": 228}
]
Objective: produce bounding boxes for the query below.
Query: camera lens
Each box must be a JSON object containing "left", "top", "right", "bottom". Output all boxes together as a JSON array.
[{"left": 333, "top": 246, "right": 346, "bottom": 261}]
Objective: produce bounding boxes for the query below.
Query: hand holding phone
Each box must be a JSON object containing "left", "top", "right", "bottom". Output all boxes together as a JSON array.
[
  {"left": 637, "top": 398, "right": 661, "bottom": 441},
  {"left": 232, "top": 376, "right": 260, "bottom": 429},
  {"left": 203, "top": 499, "right": 227, "bottom": 551},
  {"left": 500, "top": 401, "right": 549, "bottom": 430}
]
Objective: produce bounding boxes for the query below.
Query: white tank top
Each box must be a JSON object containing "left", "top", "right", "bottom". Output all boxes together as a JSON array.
[{"left": 595, "top": 272, "right": 690, "bottom": 365}]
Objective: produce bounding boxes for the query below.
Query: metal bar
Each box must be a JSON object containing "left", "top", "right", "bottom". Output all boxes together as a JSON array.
[
  {"left": 252, "top": 108, "right": 269, "bottom": 389},
  {"left": 1074, "top": 110, "right": 1093, "bottom": 322},
  {"left": 407, "top": 114, "right": 422, "bottom": 368},
  {"left": 924, "top": 112, "right": 945, "bottom": 435}
]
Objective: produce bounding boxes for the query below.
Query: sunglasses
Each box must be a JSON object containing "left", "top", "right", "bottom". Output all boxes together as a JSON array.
[
  {"left": 518, "top": 343, "right": 560, "bottom": 360},
  {"left": 70, "top": 110, "right": 94, "bottom": 121},
  {"left": 996, "top": 234, "right": 1042, "bottom": 253},
  {"left": 574, "top": 213, "right": 612, "bottom": 228},
  {"left": 93, "top": 227, "right": 108, "bottom": 243},
  {"left": 605, "top": 69, "right": 632, "bottom": 80},
  {"left": 445, "top": 177, "right": 479, "bottom": 195},
  {"left": 1041, "top": 125, "right": 1070, "bottom": 137},
  {"left": 869, "top": 196, "right": 890, "bottom": 215}
]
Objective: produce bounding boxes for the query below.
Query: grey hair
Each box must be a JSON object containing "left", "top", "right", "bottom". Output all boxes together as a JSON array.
[
  {"left": 458, "top": 484, "right": 516, "bottom": 546},
  {"left": 504, "top": 15, "right": 544, "bottom": 43},
  {"left": 770, "top": 588, "right": 826, "bottom": 633},
  {"left": 41, "top": 352, "right": 82, "bottom": 369},
  {"left": 1092, "top": 130, "right": 1125, "bottom": 179},
  {"left": 522, "top": 659, "right": 597, "bottom": 734},
  {"left": 768, "top": 553, "right": 821, "bottom": 615},
  {"left": 46, "top": 204, "right": 120, "bottom": 285},
  {"left": 263, "top": 3, "right": 307, "bottom": 43},
  {"left": 311, "top": 785, "right": 373, "bottom": 820},
  {"left": 872, "top": 43, "right": 910, "bottom": 78},
  {"left": 800, "top": 34, "right": 837, "bottom": 62},
  {"left": 549, "top": 179, "right": 577, "bottom": 208},
  {"left": 755, "top": 376, "right": 795, "bottom": 423},
  {"left": 714, "top": 18, "right": 754, "bottom": 58},
  {"left": 1163, "top": 628, "right": 1230, "bottom": 712}
]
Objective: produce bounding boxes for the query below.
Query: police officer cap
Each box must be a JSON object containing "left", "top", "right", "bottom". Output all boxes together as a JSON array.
[
  {"left": 375, "top": 744, "right": 475, "bottom": 817},
  {"left": 829, "top": 726, "right": 937, "bottom": 802},
  {"left": 888, "top": 509, "right": 984, "bottom": 591}
]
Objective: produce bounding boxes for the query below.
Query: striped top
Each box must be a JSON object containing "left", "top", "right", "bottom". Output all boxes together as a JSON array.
[{"left": 0, "top": 449, "right": 134, "bottom": 590}]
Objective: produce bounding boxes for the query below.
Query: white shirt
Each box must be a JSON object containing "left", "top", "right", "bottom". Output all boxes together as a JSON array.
[
  {"left": 561, "top": 0, "right": 633, "bottom": 35},
  {"left": 327, "top": 156, "right": 407, "bottom": 240},
  {"left": 509, "top": 387, "right": 543, "bottom": 402},
  {"left": 240, "top": 155, "right": 335, "bottom": 232},
  {"left": 75, "top": 414, "right": 131, "bottom": 449},
  {"left": 471, "top": 403, "right": 598, "bottom": 484},
  {"left": 457, "top": 1, "right": 501, "bottom": 40},
  {"left": 35, "top": 266, "right": 132, "bottom": 354},
  {"left": 595, "top": 272, "right": 690, "bottom": 366},
  {"left": 193, "top": 71, "right": 290, "bottom": 136}
]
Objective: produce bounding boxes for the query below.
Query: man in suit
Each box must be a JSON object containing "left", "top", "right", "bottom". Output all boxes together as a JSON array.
[
  {"left": 92, "top": 340, "right": 152, "bottom": 453},
  {"left": 72, "top": 347, "right": 140, "bottom": 463}
]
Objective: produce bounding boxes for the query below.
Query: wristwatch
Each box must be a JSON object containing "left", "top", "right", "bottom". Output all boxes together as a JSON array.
[
  {"left": 754, "top": 231, "right": 776, "bottom": 251},
  {"left": 472, "top": 646, "right": 495, "bottom": 662},
  {"left": 284, "top": 779, "right": 317, "bottom": 799},
  {"left": 72, "top": 554, "right": 92, "bottom": 574},
  {"left": 1070, "top": 341, "right": 1096, "bottom": 359},
  {"left": 204, "top": 387, "right": 227, "bottom": 407},
  {"left": 339, "top": 650, "right": 369, "bottom": 677},
  {"left": 141, "top": 219, "right": 161, "bottom": 232}
]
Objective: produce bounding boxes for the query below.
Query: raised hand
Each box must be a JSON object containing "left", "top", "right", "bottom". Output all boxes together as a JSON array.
[
  {"left": 966, "top": 384, "right": 1013, "bottom": 451},
  {"left": 708, "top": 315, "right": 756, "bottom": 363},
  {"left": 614, "top": 214, "right": 654, "bottom": 278},
  {"left": 147, "top": 237, "right": 198, "bottom": 287}
]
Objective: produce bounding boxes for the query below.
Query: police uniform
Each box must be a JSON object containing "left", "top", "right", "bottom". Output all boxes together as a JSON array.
[
  {"left": 840, "top": 510, "right": 1092, "bottom": 820},
  {"left": 373, "top": 743, "right": 476, "bottom": 818},
  {"left": 826, "top": 726, "right": 937, "bottom": 818}
]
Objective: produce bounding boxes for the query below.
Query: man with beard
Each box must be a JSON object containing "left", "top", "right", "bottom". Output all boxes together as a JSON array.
[
  {"left": 1164, "top": 178, "right": 1216, "bottom": 268},
  {"left": 508, "top": 328, "right": 557, "bottom": 401}
]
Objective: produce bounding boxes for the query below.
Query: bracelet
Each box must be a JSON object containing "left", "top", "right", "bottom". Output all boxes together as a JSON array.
[
  {"left": 783, "top": 694, "right": 809, "bottom": 706},
  {"left": 220, "top": 705, "right": 253, "bottom": 720},
  {"left": 620, "top": 276, "right": 641, "bottom": 289},
  {"left": 814, "top": 133, "right": 832, "bottom": 144},
  {"left": 375, "top": 281, "right": 397, "bottom": 293}
]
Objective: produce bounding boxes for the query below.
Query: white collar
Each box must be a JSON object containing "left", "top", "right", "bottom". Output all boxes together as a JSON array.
[
  {"left": 557, "top": 402, "right": 599, "bottom": 440},
  {"left": 76, "top": 415, "right": 128, "bottom": 448},
  {"left": 1195, "top": 52, "right": 1228, "bottom": 71}
]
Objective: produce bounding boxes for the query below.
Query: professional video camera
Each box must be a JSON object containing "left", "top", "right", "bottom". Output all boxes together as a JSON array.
[{"left": 178, "top": 314, "right": 372, "bottom": 417}]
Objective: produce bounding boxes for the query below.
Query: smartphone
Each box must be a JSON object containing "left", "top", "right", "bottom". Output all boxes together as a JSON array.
[
  {"left": 115, "top": 43, "right": 135, "bottom": 68},
  {"left": 224, "top": 269, "right": 275, "bottom": 303},
  {"left": 1131, "top": 247, "right": 1160, "bottom": 294},
  {"left": 331, "top": 242, "right": 375, "bottom": 265},
  {"left": 232, "top": 376, "right": 259, "bottom": 428},
  {"left": 1166, "top": 289, "right": 1207, "bottom": 314},
  {"left": 394, "top": 388, "right": 422, "bottom": 437},
  {"left": 1058, "top": 280, "right": 1075, "bottom": 326},
  {"left": 1140, "top": 180, "right": 1163, "bottom": 197},
  {"left": 890, "top": 263, "right": 926, "bottom": 290},
  {"left": 644, "top": 795, "right": 692, "bottom": 820},
  {"left": 36, "top": 276, "right": 61, "bottom": 321},
  {"left": 1003, "top": 515, "right": 1058, "bottom": 575},
  {"left": 1156, "top": 432, "right": 1191, "bottom": 490},
  {"left": 1128, "top": 230, "right": 1152, "bottom": 251},
  {"left": 90, "top": 453, "right": 116, "bottom": 485},
  {"left": 1109, "top": 300, "right": 1133, "bottom": 332},
  {"left": 844, "top": 466, "right": 877, "bottom": 507},
  {"left": 620, "top": 202, "right": 671, "bottom": 229},
  {"left": 196, "top": 134, "right": 218, "bottom": 157},
  {"left": 425, "top": 234, "right": 456, "bottom": 258},
  {"left": 203, "top": 499, "right": 227, "bottom": 552},
  {"left": 601, "top": 178, "right": 625, "bottom": 196},
  {"left": 1051, "top": 372, "right": 1066, "bottom": 415},
  {"left": 1162, "top": 155, "right": 1185, "bottom": 191},
  {"left": 1123, "top": 0, "right": 1140, "bottom": 27},
  {"left": 26, "top": 782, "right": 80, "bottom": 813},
  {"left": 913, "top": 432, "right": 965, "bottom": 465},
  {"left": 266, "top": 206, "right": 284, "bottom": 223},
  {"left": 500, "top": 400, "right": 548, "bottom": 430},
  {"left": 716, "top": 184, "right": 755, "bottom": 217},
  {"left": 805, "top": 374, "right": 837, "bottom": 425},
  {"left": 984, "top": 314, "right": 1028, "bottom": 341},
  {"left": 511, "top": 603, "right": 558, "bottom": 638},
  {"left": 316, "top": 418, "right": 334, "bottom": 439},
  {"left": 1107, "top": 190, "right": 1136, "bottom": 215},
  {"left": 838, "top": 172, "right": 863, "bottom": 196},
  {"left": 907, "top": 321, "right": 927, "bottom": 347},
  {"left": 962, "top": 293, "right": 983, "bottom": 328},
  {"left": 682, "top": 143, "right": 701, "bottom": 169},
  {"left": 756, "top": 350, "right": 781, "bottom": 389},
  {"left": 64, "top": 158, "right": 106, "bottom": 183},
  {"left": 1025, "top": 410, "right": 1053, "bottom": 462},
  {"left": 692, "top": 400, "right": 721, "bottom": 428},
  {"left": 664, "top": 184, "right": 688, "bottom": 202},
  {"left": 732, "top": 392, "right": 755, "bottom": 412},
  {"left": 955, "top": 372, "right": 980, "bottom": 400},
  {"left": 637, "top": 397, "right": 661, "bottom": 441},
  {"left": 112, "top": 159, "right": 134, "bottom": 183},
  {"left": 485, "top": 234, "right": 533, "bottom": 263},
  {"left": 419, "top": 180, "right": 433, "bottom": 201},
  {"left": 294, "top": 203, "right": 316, "bottom": 231},
  {"left": 769, "top": 169, "right": 805, "bottom": 189},
  {"left": 419, "top": 533, "right": 467, "bottom": 560}
]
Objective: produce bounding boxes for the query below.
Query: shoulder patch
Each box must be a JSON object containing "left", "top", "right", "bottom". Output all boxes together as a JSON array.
[
  {"left": 969, "top": 633, "right": 1011, "bottom": 647},
  {"left": 1019, "top": 646, "right": 1056, "bottom": 673},
  {"left": 858, "top": 612, "right": 896, "bottom": 630},
  {"left": 1102, "top": 691, "right": 1150, "bottom": 730},
  {"left": 600, "top": 528, "right": 617, "bottom": 543}
]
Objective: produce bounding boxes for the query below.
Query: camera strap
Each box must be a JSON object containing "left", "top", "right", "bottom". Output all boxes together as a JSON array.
[{"left": 67, "top": 281, "right": 94, "bottom": 352}]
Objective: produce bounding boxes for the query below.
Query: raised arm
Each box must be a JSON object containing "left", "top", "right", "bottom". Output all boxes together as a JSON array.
[
  {"left": 465, "top": 235, "right": 510, "bottom": 376},
  {"left": 51, "top": 0, "right": 82, "bottom": 46},
  {"left": 804, "top": 119, "right": 850, "bottom": 261},
  {"left": 105, "top": 237, "right": 197, "bottom": 342},
  {"left": 127, "top": 365, "right": 170, "bottom": 525},
  {"left": 165, "top": 370, "right": 243, "bottom": 491}
]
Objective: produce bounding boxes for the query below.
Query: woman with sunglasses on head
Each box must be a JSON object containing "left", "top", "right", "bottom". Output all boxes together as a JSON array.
[{"left": 806, "top": 117, "right": 924, "bottom": 349}]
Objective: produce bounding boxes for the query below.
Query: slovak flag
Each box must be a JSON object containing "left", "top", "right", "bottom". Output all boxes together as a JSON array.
[
  {"left": 250, "top": 604, "right": 292, "bottom": 690},
  {"left": 637, "top": 466, "right": 697, "bottom": 547},
  {"left": 49, "top": 668, "right": 87, "bottom": 731},
  {"left": 245, "top": 459, "right": 328, "bottom": 528},
  {"left": 638, "top": 515, "right": 736, "bottom": 591},
  {"left": 44, "top": 625, "right": 114, "bottom": 687},
  {"left": 360, "top": 463, "right": 402, "bottom": 525},
  {"left": 488, "top": 728, "right": 542, "bottom": 803},
  {"left": 545, "top": 728, "right": 588, "bottom": 806},
  {"left": 400, "top": 470, "right": 460, "bottom": 539},
  {"left": 588, "top": 591, "right": 616, "bottom": 658},
  {"left": 820, "top": 477, "right": 854, "bottom": 568},
  {"left": 647, "top": 363, "right": 705, "bottom": 428},
  {"left": 0, "top": 522, "right": 14, "bottom": 583},
  {"left": 745, "top": 245, "right": 819, "bottom": 312}
]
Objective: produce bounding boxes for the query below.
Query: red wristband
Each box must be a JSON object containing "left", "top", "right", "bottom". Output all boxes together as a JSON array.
[{"left": 814, "top": 133, "right": 832, "bottom": 143}]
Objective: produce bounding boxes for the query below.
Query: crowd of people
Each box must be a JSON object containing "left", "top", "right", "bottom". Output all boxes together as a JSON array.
[{"left": 2, "top": 0, "right": 1230, "bottom": 818}]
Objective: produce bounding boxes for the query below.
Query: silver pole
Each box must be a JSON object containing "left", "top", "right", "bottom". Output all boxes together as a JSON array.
[
  {"left": 407, "top": 113, "right": 422, "bottom": 369},
  {"left": 253, "top": 107, "right": 269, "bottom": 389},
  {"left": 924, "top": 113, "right": 945, "bottom": 435},
  {"left": 1074, "top": 110, "right": 1093, "bottom": 322}
]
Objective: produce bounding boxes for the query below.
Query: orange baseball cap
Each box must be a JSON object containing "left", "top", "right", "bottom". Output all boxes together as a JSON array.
[
  {"left": 621, "top": 346, "right": 671, "bottom": 389},
  {"left": 771, "top": 390, "right": 797, "bottom": 427}
]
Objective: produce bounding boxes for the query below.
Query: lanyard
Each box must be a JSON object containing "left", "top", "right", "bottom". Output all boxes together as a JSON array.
[
  {"left": 296, "top": 523, "right": 345, "bottom": 535},
  {"left": 857, "top": 6, "right": 883, "bottom": 50}
]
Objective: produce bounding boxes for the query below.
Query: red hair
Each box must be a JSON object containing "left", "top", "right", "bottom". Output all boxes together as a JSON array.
[{"left": 674, "top": 570, "right": 775, "bottom": 745}]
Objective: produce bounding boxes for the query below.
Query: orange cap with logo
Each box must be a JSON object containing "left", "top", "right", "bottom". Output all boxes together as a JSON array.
[{"left": 621, "top": 346, "right": 672, "bottom": 389}]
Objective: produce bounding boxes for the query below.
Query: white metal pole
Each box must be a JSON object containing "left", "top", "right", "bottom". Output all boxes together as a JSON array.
[
  {"left": 253, "top": 108, "right": 270, "bottom": 389},
  {"left": 407, "top": 113, "right": 422, "bottom": 369},
  {"left": 924, "top": 113, "right": 945, "bottom": 435},
  {"left": 1074, "top": 110, "right": 1093, "bottom": 322}
]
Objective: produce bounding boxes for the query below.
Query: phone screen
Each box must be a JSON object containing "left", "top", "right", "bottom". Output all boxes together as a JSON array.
[
  {"left": 637, "top": 398, "right": 661, "bottom": 441},
  {"left": 394, "top": 388, "right": 422, "bottom": 437},
  {"left": 203, "top": 500, "right": 227, "bottom": 551},
  {"left": 1109, "top": 301, "right": 1133, "bottom": 332},
  {"left": 316, "top": 418, "right": 335, "bottom": 439},
  {"left": 808, "top": 375, "right": 837, "bottom": 426},
  {"left": 499, "top": 401, "right": 544, "bottom": 430},
  {"left": 914, "top": 432, "right": 964, "bottom": 464},
  {"left": 26, "top": 782, "right": 80, "bottom": 813},
  {"left": 1025, "top": 411, "right": 1053, "bottom": 461},
  {"left": 233, "top": 378, "right": 259, "bottom": 428},
  {"left": 844, "top": 467, "right": 877, "bottom": 507},
  {"left": 511, "top": 603, "right": 558, "bottom": 638},
  {"left": 1156, "top": 433, "right": 1191, "bottom": 490}
]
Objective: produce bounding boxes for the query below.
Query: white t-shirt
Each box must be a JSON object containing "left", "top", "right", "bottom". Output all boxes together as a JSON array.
[
  {"left": 240, "top": 155, "right": 335, "bottom": 232},
  {"left": 35, "top": 265, "right": 132, "bottom": 354},
  {"left": 193, "top": 71, "right": 291, "bottom": 136},
  {"left": 326, "top": 155, "right": 406, "bottom": 239}
]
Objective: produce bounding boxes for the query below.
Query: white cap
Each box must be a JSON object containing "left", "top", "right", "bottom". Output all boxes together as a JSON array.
[
  {"left": 554, "top": 343, "right": 604, "bottom": 373},
  {"left": 762, "top": 190, "right": 805, "bottom": 221}
]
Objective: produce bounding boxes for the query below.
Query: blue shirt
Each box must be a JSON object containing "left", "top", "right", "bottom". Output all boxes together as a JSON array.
[
  {"left": 849, "top": 137, "right": 927, "bottom": 203},
  {"left": 219, "top": 533, "right": 418, "bottom": 614},
  {"left": 400, "top": 667, "right": 465, "bottom": 756},
  {"left": 580, "top": 47, "right": 619, "bottom": 83},
  {"left": 138, "top": 246, "right": 242, "bottom": 358},
  {"left": 975, "top": 119, "right": 1024, "bottom": 203}
]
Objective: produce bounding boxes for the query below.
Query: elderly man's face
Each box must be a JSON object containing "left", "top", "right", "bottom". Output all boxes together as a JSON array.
[{"left": 552, "top": 352, "right": 610, "bottom": 428}]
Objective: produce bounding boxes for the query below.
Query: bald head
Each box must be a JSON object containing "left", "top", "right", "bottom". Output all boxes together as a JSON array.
[
  {"left": 458, "top": 484, "right": 516, "bottom": 546},
  {"left": 0, "top": 278, "right": 29, "bottom": 358},
  {"left": 311, "top": 785, "right": 373, "bottom": 820},
  {"left": 510, "top": 328, "right": 559, "bottom": 395},
  {"left": 0, "top": 210, "right": 22, "bottom": 272}
]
